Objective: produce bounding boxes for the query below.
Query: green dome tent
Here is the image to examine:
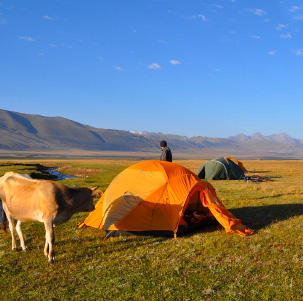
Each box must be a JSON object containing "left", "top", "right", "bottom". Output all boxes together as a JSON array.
[{"left": 198, "top": 157, "right": 246, "bottom": 180}]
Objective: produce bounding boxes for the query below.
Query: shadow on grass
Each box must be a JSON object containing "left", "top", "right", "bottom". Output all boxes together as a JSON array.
[
  {"left": 229, "top": 203, "right": 303, "bottom": 231},
  {"left": 57, "top": 203, "right": 303, "bottom": 248},
  {"left": 253, "top": 192, "right": 299, "bottom": 200},
  {"left": 73, "top": 223, "right": 221, "bottom": 245},
  {"left": 247, "top": 170, "right": 271, "bottom": 174},
  {"left": 0, "top": 163, "right": 57, "bottom": 180},
  {"left": 67, "top": 234, "right": 170, "bottom": 254}
]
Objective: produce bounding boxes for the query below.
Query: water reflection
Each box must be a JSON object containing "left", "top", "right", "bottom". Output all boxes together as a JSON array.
[{"left": 46, "top": 167, "right": 77, "bottom": 181}]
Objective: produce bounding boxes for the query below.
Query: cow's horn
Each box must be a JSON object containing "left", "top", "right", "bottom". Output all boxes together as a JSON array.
[
  {"left": 73, "top": 183, "right": 79, "bottom": 188},
  {"left": 91, "top": 185, "right": 100, "bottom": 191}
]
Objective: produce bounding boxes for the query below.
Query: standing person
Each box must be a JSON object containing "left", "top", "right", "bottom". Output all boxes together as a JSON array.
[{"left": 160, "top": 140, "right": 172, "bottom": 162}]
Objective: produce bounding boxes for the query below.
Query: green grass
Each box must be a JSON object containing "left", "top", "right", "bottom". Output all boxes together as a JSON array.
[{"left": 1, "top": 160, "right": 303, "bottom": 300}]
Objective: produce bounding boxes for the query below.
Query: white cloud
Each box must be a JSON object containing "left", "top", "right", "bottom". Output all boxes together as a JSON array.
[
  {"left": 49, "top": 44, "right": 58, "bottom": 47},
  {"left": 1, "top": 17, "right": 7, "bottom": 24},
  {"left": 280, "top": 32, "right": 292, "bottom": 38},
  {"left": 296, "top": 49, "right": 303, "bottom": 55},
  {"left": 43, "top": 15, "right": 53, "bottom": 20},
  {"left": 268, "top": 51, "right": 277, "bottom": 55},
  {"left": 170, "top": 10, "right": 208, "bottom": 22},
  {"left": 213, "top": 4, "right": 223, "bottom": 9},
  {"left": 204, "top": 3, "right": 223, "bottom": 10},
  {"left": 249, "top": 35, "right": 260, "bottom": 39},
  {"left": 148, "top": 63, "right": 162, "bottom": 69},
  {"left": 19, "top": 36, "right": 35, "bottom": 42},
  {"left": 170, "top": 60, "right": 181, "bottom": 65},
  {"left": 246, "top": 9, "right": 266, "bottom": 16},
  {"left": 222, "top": 38, "right": 232, "bottom": 42},
  {"left": 197, "top": 14, "right": 207, "bottom": 22},
  {"left": 290, "top": 6, "right": 303, "bottom": 13},
  {"left": 114, "top": 66, "right": 125, "bottom": 71},
  {"left": 276, "top": 24, "right": 288, "bottom": 30},
  {"left": 294, "top": 14, "right": 303, "bottom": 20}
]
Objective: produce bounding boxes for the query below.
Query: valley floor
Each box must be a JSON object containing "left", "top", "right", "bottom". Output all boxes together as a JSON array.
[{"left": 1, "top": 159, "right": 303, "bottom": 300}]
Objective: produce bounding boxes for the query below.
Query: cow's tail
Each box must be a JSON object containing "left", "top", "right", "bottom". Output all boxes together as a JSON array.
[{"left": 1, "top": 209, "right": 8, "bottom": 240}]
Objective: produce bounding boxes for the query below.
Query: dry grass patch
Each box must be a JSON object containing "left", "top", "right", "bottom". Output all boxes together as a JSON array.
[{"left": 1, "top": 159, "right": 303, "bottom": 300}]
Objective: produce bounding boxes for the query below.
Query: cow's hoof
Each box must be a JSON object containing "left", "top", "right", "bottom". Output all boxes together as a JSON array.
[
  {"left": 12, "top": 248, "right": 18, "bottom": 252},
  {"left": 22, "top": 247, "right": 29, "bottom": 252},
  {"left": 48, "top": 259, "right": 55, "bottom": 265}
]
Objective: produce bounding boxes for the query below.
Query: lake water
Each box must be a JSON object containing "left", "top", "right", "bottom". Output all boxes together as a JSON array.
[{"left": 46, "top": 167, "right": 77, "bottom": 181}]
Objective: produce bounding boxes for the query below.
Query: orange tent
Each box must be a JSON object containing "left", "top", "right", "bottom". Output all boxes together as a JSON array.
[
  {"left": 78, "top": 160, "right": 253, "bottom": 237},
  {"left": 226, "top": 157, "right": 248, "bottom": 173}
]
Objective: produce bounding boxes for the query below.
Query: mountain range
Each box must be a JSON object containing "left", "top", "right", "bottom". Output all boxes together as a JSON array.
[{"left": 0, "top": 109, "right": 303, "bottom": 159}]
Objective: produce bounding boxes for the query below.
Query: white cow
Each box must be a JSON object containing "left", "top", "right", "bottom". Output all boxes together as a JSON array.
[{"left": 0, "top": 172, "right": 100, "bottom": 263}]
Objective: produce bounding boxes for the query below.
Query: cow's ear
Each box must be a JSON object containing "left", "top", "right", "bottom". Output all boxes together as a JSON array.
[{"left": 92, "top": 189, "right": 103, "bottom": 198}]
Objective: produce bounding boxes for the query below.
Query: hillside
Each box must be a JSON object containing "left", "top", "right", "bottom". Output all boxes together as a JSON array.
[
  {"left": 1, "top": 109, "right": 303, "bottom": 159},
  {"left": 0, "top": 109, "right": 155, "bottom": 152}
]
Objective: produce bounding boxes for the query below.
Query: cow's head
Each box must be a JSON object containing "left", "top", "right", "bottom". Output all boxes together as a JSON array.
[
  {"left": 91, "top": 186, "right": 103, "bottom": 198},
  {"left": 77, "top": 186, "right": 102, "bottom": 212}
]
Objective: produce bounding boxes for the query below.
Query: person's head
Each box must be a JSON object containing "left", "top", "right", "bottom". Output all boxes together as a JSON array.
[{"left": 160, "top": 140, "right": 167, "bottom": 149}]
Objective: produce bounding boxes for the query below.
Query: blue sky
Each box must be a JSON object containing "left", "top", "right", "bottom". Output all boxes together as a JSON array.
[{"left": 1, "top": 0, "right": 303, "bottom": 139}]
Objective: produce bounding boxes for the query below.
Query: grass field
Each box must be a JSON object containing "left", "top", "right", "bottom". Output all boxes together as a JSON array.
[{"left": 1, "top": 159, "right": 303, "bottom": 300}]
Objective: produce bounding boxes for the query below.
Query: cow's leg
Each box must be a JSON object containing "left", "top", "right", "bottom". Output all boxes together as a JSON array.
[
  {"left": 15, "top": 220, "right": 28, "bottom": 251},
  {"left": 44, "top": 220, "right": 55, "bottom": 264},
  {"left": 3, "top": 208, "right": 17, "bottom": 251},
  {"left": 1, "top": 204, "right": 17, "bottom": 250},
  {"left": 44, "top": 239, "right": 49, "bottom": 258}
]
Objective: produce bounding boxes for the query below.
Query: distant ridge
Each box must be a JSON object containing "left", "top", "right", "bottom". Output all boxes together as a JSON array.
[
  {"left": 0, "top": 109, "right": 303, "bottom": 159},
  {"left": 228, "top": 132, "right": 302, "bottom": 144}
]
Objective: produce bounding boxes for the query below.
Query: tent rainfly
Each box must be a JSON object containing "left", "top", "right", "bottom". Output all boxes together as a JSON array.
[
  {"left": 225, "top": 157, "right": 247, "bottom": 173},
  {"left": 198, "top": 157, "right": 246, "bottom": 180},
  {"left": 78, "top": 160, "right": 253, "bottom": 237}
]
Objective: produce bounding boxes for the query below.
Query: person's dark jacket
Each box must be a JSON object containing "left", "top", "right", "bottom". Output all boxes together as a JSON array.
[{"left": 160, "top": 146, "right": 172, "bottom": 162}]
